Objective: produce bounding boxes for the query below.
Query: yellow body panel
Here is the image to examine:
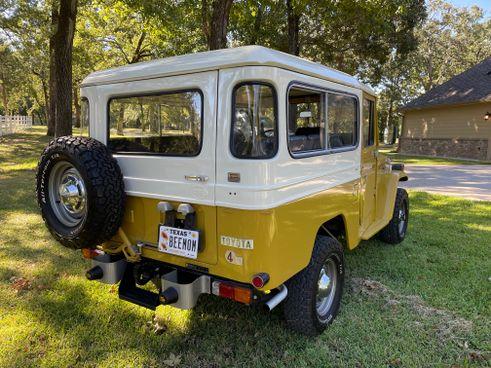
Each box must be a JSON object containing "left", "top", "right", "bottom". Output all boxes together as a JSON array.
[
  {"left": 113, "top": 164, "right": 405, "bottom": 290},
  {"left": 115, "top": 180, "right": 360, "bottom": 290}
]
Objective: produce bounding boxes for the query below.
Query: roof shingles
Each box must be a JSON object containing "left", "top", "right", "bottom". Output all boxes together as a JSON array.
[{"left": 402, "top": 57, "right": 491, "bottom": 111}]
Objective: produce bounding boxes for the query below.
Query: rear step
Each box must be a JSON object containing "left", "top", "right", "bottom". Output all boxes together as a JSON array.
[
  {"left": 117, "top": 262, "right": 211, "bottom": 310},
  {"left": 118, "top": 263, "right": 161, "bottom": 310}
]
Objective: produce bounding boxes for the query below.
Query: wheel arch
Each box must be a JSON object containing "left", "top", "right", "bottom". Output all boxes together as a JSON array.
[{"left": 316, "top": 214, "right": 354, "bottom": 249}]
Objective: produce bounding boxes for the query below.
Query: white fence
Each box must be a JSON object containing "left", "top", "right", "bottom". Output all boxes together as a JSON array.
[{"left": 0, "top": 116, "right": 33, "bottom": 136}]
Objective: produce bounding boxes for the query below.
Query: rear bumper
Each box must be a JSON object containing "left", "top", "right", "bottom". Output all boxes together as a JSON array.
[{"left": 87, "top": 254, "right": 264, "bottom": 310}]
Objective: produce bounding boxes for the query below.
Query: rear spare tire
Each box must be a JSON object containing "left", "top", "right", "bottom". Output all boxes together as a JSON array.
[{"left": 36, "top": 136, "right": 125, "bottom": 249}]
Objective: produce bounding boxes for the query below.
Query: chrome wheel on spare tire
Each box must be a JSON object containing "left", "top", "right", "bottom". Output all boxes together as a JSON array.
[
  {"left": 284, "top": 235, "right": 344, "bottom": 336},
  {"left": 36, "top": 136, "right": 125, "bottom": 249},
  {"left": 48, "top": 162, "right": 87, "bottom": 227}
]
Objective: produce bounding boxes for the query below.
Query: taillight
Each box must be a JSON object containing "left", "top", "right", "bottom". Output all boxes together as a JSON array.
[
  {"left": 212, "top": 281, "right": 252, "bottom": 305},
  {"left": 218, "top": 283, "right": 234, "bottom": 299},
  {"left": 251, "top": 273, "right": 270, "bottom": 289}
]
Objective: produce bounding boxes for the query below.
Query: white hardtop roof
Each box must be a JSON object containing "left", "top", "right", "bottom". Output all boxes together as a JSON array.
[{"left": 82, "top": 45, "right": 375, "bottom": 94}]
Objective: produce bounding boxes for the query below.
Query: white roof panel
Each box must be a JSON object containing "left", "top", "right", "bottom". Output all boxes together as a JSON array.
[{"left": 82, "top": 45, "right": 375, "bottom": 94}]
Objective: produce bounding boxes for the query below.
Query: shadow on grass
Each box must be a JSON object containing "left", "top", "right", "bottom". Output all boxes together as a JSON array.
[{"left": 10, "top": 277, "right": 307, "bottom": 367}]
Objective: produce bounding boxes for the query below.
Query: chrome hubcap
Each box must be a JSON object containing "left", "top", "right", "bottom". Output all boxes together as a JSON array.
[
  {"left": 48, "top": 162, "right": 87, "bottom": 227},
  {"left": 316, "top": 258, "right": 337, "bottom": 318}
]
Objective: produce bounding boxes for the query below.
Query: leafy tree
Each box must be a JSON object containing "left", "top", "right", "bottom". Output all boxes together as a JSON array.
[
  {"left": 231, "top": 0, "right": 426, "bottom": 78},
  {"left": 406, "top": 0, "right": 491, "bottom": 92},
  {"left": 374, "top": 0, "right": 491, "bottom": 144}
]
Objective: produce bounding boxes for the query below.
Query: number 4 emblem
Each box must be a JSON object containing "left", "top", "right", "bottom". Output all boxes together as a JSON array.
[{"left": 225, "top": 250, "right": 243, "bottom": 266}]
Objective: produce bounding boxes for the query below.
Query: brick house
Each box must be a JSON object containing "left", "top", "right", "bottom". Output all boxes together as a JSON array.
[{"left": 399, "top": 57, "right": 491, "bottom": 161}]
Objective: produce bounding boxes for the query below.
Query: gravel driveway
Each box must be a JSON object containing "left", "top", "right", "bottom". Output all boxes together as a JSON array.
[{"left": 400, "top": 164, "right": 491, "bottom": 201}]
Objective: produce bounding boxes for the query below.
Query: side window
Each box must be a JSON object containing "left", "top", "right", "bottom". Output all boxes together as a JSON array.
[
  {"left": 288, "top": 87, "right": 326, "bottom": 154},
  {"left": 108, "top": 90, "right": 202, "bottom": 156},
  {"left": 81, "top": 97, "right": 90, "bottom": 136},
  {"left": 327, "top": 93, "right": 357, "bottom": 149},
  {"left": 362, "top": 98, "right": 375, "bottom": 147},
  {"left": 231, "top": 83, "right": 277, "bottom": 159}
]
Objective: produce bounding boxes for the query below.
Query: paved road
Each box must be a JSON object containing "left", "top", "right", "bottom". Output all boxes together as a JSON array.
[{"left": 400, "top": 164, "right": 491, "bottom": 201}]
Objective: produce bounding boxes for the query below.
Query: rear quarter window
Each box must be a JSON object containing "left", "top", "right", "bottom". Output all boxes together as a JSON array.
[{"left": 231, "top": 83, "right": 278, "bottom": 159}]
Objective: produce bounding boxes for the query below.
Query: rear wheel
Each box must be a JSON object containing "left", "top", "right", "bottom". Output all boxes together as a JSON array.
[
  {"left": 283, "top": 235, "right": 344, "bottom": 336},
  {"left": 378, "top": 188, "right": 409, "bottom": 244},
  {"left": 36, "top": 136, "right": 125, "bottom": 249}
]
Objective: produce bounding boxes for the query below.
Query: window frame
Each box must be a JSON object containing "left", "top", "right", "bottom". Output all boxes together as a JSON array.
[
  {"left": 363, "top": 98, "right": 375, "bottom": 147},
  {"left": 286, "top": 81, "right": 360, "bottom": 159},
  {"left": 106, "top": 88, "right": 204, "bottom": 157},
  {"left": 80, "top": 97, "right": 90, "bottom": 136},
  {"left": 286, "top": 84, "right": 328, "bottom": 157},
  {"left": 230, "top": 81, "right": 279, "bottom": 160}
]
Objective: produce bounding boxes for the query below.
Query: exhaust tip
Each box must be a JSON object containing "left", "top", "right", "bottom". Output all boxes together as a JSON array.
[
  {"left": 160, "top": 287, "right": 179, "bottom": 305},
  {"left": 86, "top": 266, "right": 104, "bottom": 281},
  {"left": 264, "top": 284, "right": 288, "bottom": 312}
]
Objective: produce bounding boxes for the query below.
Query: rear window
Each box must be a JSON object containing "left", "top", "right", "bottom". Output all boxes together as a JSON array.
[
  {"left": 231, "top": 83, "right": 277, "bottom": 159},
  {"left": 108, "top": 90, "right": 202, "bottom": 156}
]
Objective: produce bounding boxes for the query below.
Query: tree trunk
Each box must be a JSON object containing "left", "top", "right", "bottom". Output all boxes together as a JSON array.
[
  {"left": 286, "top": 0, "right": 300, "bottom": 55},
  {"left": 0, "top": 78, "right": 8, "bottom": 115},
  {"left": 248, "top": 3, "right": 263, "bottom": 45},
  {"left": 203, "top": 0, "right": 233, "bottom": 50},
  {"left": 386, "top": 99, "right": 394, "bottom": 145},
  {"left": 47, "top": 3, "right": 57, "bottom": 136},
  {"left": 49, "top": 0, "right": 78, "bottom": 137},
  {"left": 73, "top": 86, "right": 81, "bottom": 128},
  {"left": 130, "top": 31, "right": 147, "bottom": 64},
  {"left": 40, "top": 76, "right": 49, "bottom": 125},
  {"left": 117, "top": 106, "right": 124, "bottom": 135},
  {"left": 33, "top": 69, "right": 50, "bottom": 125},
  {"left": 397, "top": 115, "right": 405, "bottom": 152}
]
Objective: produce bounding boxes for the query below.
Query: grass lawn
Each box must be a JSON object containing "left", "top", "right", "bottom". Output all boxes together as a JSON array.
[
  {"left": 379, "top": 148, "right": 491, "bottom": 166},
  {"left": 0, "top": 127, "right": 490, "bottom": 368}
]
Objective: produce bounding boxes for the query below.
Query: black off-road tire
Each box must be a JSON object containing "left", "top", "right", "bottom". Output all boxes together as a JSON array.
[
  {"left": 36, "top": 136, "right": 125, "bottom": 249},
  {"left": 283, "top": 235, "right": 344, "bottom": 336},
  {"left": 377, "top": 188, "right": 409, "bottom": 244}
]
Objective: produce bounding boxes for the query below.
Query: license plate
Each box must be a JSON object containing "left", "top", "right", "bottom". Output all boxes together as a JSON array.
[{"left": 158, "top": 225, "right": 199, "bottom": 259}]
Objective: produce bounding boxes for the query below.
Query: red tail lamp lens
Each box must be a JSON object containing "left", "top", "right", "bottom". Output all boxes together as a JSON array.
[
  {"left": 218, "top": 283, "right": 235, "bottom": 299},
  {"left": 252, "top": 273, "right": 270, "bottom": 289}
]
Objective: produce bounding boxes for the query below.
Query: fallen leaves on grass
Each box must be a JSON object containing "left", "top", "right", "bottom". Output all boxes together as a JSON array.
[
  {"left": 145, "top": 314, "right": 168, "bottom": 335},
  {"left": 163, "top": 353, "right": 181, "bottom": 367},
  {"left": 9, "top": 276, "right": 31, "bottom": 294},
  {"left": 351, "top": 278, "right": 473, "bottom": 342}
]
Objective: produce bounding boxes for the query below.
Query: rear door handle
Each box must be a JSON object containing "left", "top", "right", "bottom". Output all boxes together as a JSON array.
[{"left": 185, "top": 175, "right": 209, "bottom": 182}]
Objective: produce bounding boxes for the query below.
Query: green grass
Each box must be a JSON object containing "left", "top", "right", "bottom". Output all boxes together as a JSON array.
[
  {"left": 0, "top": 128, "right": 490, "bottom": 367},
  {"left": 379, "top": 148, "right": 491, "bottom": 166}
]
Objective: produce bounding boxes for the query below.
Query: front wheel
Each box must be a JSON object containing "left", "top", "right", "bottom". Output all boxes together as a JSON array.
[
  {"left": 377, "top": 188, "right": 409, "bottom": 244},
  {"left": 283, "top": 235, "right": 344, "bottom": 336}
]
